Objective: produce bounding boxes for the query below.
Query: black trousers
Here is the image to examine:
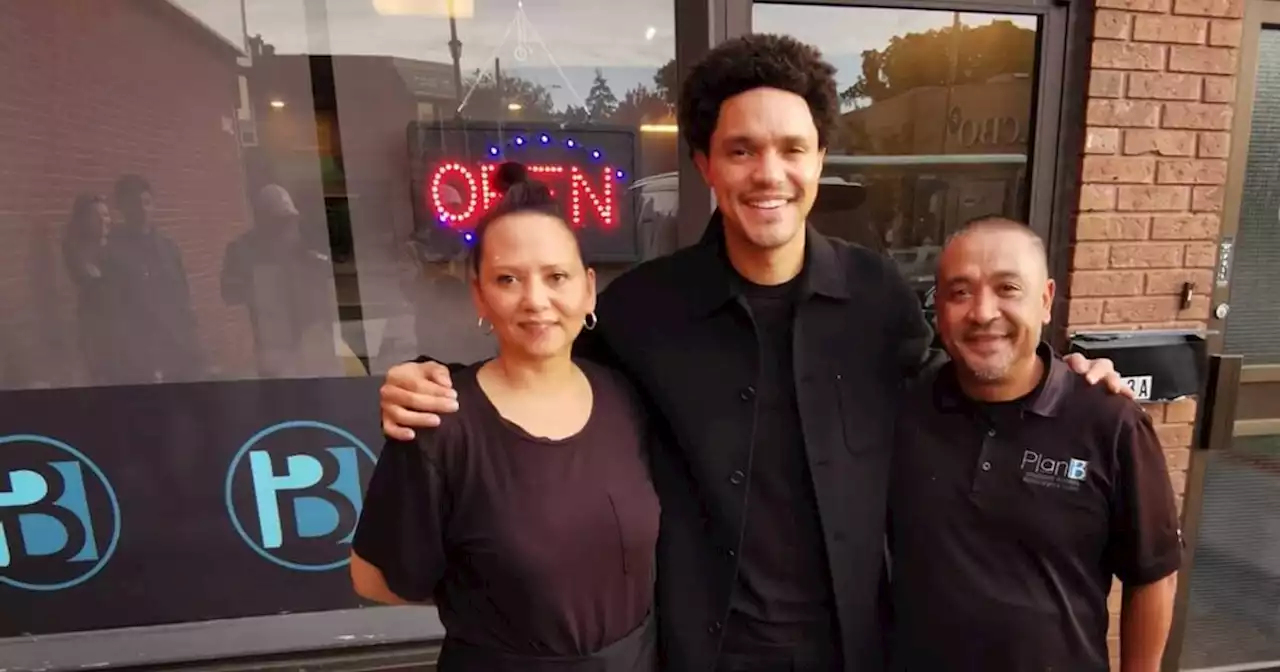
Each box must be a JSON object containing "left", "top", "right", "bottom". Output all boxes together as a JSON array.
[
  {"left": 715, "top": 640, "right": 841, "bottom": 672},
  {"left": 437, "top": 614, "right": 656, "bottom": 672}
]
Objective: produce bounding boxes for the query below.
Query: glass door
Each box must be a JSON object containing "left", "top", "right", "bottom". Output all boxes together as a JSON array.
[{"left": 1170, "top": 3, "right": 1280, "bottom": 669}]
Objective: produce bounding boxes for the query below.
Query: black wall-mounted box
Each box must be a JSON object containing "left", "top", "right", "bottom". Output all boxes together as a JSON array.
[{"left": 1068, "top": 330, "right": 1208, "bottom": 403}]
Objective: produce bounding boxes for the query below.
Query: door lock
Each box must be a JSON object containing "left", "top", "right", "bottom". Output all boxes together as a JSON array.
[{"left": 1215, "top": 303, "right": 1230, "bottom": 320}]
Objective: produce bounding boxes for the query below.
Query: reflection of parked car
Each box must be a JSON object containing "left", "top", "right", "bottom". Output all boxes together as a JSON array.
[
  {"left": 922, "top": 284, "right": 937, "bottom": 332},
  {"left": 890, "top": 245, "right": 941, "bottom": 304},
  {"left": 630, "top": 172, "right": 680, "bottom": 260}
]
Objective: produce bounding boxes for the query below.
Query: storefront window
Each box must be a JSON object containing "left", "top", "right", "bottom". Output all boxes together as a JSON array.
[
  {"left": 0, "top": 0, "right": 676, "bottom": 664},
  {"left": 754, "top": 3, "right": 1040, "bottom": 317}
]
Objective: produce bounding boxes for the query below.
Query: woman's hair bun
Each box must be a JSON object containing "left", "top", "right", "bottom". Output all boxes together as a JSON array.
[
  {"left": 494, "top": 161, "right": 555, "bottom": 210},
  {"left": 494, "top": 161, "right": 530, "bottom": 194},
  {"left": 468, "top": 161, "right": 572, "bottom": 274}
]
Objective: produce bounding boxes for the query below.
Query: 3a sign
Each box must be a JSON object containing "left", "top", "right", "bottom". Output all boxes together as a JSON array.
[
  {"left": 1120, "top": 375, "right": 1153, "bottom": 401},
  {"left": 0, "top": 434, "right": 120, "bottom": 591},
  {"left": 224, "top": 420, "right": 377, "bottom": 572}
]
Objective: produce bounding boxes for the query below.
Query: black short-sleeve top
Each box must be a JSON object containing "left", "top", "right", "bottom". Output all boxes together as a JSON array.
[{"left": 353, "top": 359, "right": 660, "bottom": 657}]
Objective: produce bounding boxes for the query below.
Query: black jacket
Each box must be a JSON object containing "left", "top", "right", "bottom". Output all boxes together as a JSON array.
[{"left": 574, "top": 213, "right": 934, "bottom": 672}]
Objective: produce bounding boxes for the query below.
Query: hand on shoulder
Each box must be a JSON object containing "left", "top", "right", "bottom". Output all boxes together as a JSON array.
[{"left": 380, "top": 360, "right": 461, "bottom": 440}]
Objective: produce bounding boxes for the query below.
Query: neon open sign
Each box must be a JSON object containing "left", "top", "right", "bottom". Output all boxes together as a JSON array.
[
  {"left": 427, "top": 161, "right": 622, "bottom": 231},
  {"left": 410, "top": 122, "right": 640, "bottom": 261}
]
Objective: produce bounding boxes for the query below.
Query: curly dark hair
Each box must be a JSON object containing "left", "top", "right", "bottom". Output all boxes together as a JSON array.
[{"left": 678, "top": 33, "right": 839, "bottom": 156}]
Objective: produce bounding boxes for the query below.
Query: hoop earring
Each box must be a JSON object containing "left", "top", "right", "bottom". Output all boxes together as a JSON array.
[
  {"left": 477, "top": 317, "right": 494, "bottom": 335},
  {"left": 584, "top": 312, "right": 598, "bottom": 331}
]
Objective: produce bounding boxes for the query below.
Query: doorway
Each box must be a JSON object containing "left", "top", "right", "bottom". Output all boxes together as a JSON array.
[{"left": 1169, "top": 3, "right": 1280, "bottom": 670}]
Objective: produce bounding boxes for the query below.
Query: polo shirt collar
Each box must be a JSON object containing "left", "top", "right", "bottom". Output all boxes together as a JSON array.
[
  {"left": 933, "top": 341, "right": 1070, "bottom": 418},
  {"left": 685, "top": 209, "right": 849, "bottom": 316}
]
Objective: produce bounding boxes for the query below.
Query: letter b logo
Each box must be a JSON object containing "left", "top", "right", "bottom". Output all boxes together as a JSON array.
[
  {"left": 0, "top": 435, "right": 120, "bottom": 591},
  {"left": 225, "top": 421, "right": 375, "bottom": 571}
]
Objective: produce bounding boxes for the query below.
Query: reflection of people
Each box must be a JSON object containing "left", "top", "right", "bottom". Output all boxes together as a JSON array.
[
  {"left": 402, "top": 187, "right": 495, "bottom": 367},
  {"left": 397, "top": 165, "right": 537, "bottom": 367},
  {"left": 351, "top": 177, "right": 659, "bottom": 671},
  {"left": 222, "top": 184, "right": 338, "bottom": 378},
  {"left": 100, "top": 174, "right": 203, "bottom": 384},
  {"left": 62, "top": 194, "right": 113, "bottom": 384},
  {"left": 889, "top": 219, "right": 1180, "bottom": 671},
  {"left": 377, "top": 35, "right": 1126, "bottom": 672}
]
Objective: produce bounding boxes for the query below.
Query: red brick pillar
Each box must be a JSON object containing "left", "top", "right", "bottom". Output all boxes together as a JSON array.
[{"left": 1070, "top": 0, "right": 1244, "bottom": 666}]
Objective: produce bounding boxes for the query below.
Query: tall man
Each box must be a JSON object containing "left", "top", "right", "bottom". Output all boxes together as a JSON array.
[
  {"left": 378, "top": 36, "right": 1126, "bottom": 671},
  {"left": 889, "top": 218, "right": 1181, "bottom": 671},
  {"left": 100, "top": 174, "right": 203, "bottom": 384}
]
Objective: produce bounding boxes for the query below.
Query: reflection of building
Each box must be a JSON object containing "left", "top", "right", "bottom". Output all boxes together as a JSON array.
[
  {"left": 0, "top": 0, "right": 256, "bottom": 388},
  {"left": 245, "top": 51, "right": 461, "bottom": 366},
  {"left": 842, "top": 76, "right": 1032, "bottom": 155},
  {"left": 246, "top": 48, "right": 680, "bottom": 372},
  {"left": 835, "top": 76, "right": 1032, "bottom": 255}
]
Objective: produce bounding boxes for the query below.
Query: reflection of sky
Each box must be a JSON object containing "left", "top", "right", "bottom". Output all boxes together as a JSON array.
[{"left": 169, "top": 0, "right": 1036, "bottom": 111}]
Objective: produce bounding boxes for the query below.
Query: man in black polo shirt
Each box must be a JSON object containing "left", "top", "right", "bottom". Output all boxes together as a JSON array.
[
  {"left": 889, "top": 217, "right": 1181, "bottom": 671},
  {"left": 377, "top": 38, "right": 1126, "bottom": 672}
]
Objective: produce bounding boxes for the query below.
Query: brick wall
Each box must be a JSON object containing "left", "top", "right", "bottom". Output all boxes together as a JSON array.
[
  {"left": 0, "top": 1, "right": 256, "bottom": 389},
  {"left": 1070, "top": 0, "right": 1245, "bottom": 665}
]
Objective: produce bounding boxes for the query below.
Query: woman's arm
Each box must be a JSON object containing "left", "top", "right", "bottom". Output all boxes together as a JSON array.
[
  {"left": 350, "top": 435, "right": 454, "bottom": 604},
  {"left": 350, "top": 551, "right": 430, "bottom": 605}
]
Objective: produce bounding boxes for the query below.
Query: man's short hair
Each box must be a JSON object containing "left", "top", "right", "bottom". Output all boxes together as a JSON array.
[
  {"left": 948, "top": 215, "right": 1047, "bottom": 260},
  {"left": 114, "top": 174, "right": 151, "bottom": 204},
  {"left": 678, "top": 34, "right": 840, "bottom": 156},
  {"left": 942, "top": 215, "right": 1049, "bottom": 281}
]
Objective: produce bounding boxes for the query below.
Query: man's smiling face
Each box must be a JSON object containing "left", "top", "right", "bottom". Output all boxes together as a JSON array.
[{"left": 695, "top": 87, "right": 825, "bottom": 253}]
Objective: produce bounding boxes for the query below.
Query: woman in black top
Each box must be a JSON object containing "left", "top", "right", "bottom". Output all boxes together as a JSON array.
[{"left": 350, "top": 173, "right": 660, "bottom": 672}]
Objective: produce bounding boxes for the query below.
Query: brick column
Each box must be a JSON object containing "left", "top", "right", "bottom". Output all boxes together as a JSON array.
[{"left": 1070, "top": 0, "right": 1244, "bottom": 666}]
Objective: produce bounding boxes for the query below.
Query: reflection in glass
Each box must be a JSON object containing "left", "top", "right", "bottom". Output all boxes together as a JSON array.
[
  {"left": 0, "top": 0, "right": 677, "bottom": 390},
  {"left": 1180, "top": 435, "right": 1280, "bottom": 668},
  {"left": 1222, "top": 30, "right": 1280, "bottom": 364},
  {"left": 755, "top": 4, "right": 1039, "bottom": 308}
]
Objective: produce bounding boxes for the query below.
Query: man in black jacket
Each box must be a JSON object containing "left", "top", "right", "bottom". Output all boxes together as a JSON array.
[{"left": 377, "top": 35, "right": 1126, "bottom": 672}]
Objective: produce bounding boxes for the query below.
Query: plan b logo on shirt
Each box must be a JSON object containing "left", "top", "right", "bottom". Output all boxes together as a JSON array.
[
  {"left": 224, "top": 421, "right": 376, "bottom": 572},
  {"left": 1020, "top": 450, "right": 1090, "bottom": 491},
  {"left": 0, "top": 435, "right": 120, "bottom": 591}
]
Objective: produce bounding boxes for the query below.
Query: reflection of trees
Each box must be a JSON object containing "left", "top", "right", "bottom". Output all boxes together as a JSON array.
[
  {"left": 461, "top": 69, "right": 558, "bottom": 120},
  {"left": 841, "top": 20, "right": 1035, "bottom": 107},
  {"left": 653, "top": 58, "right": 678, "bottom": 108},
  {"left": 460, "top": 63, "right": 676, "bottom": 127},
  {"left": 585, "top": 68, "right": 619, "bottom": 119},
  {"left": 613, "top": 85, "right": 670, "bottom": 126},
  {"left": 561, "top": 104, "right": 591, "bottom": 124}
]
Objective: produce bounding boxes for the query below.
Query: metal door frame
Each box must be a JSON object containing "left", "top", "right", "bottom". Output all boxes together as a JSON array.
[{"left": 1204, "top": 0, "right": 1280, "bottom": 432}]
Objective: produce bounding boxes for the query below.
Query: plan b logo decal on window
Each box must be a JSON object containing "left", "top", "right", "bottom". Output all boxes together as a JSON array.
[
  {"left": 224, "top": 421, "right": 376, "bottom": 572},
  {"left": 1020, "top": 450, "right": 1090, "bottom": 491},
  {"left": 0, "top": 435, "right": 121, "bottom": 591}
]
